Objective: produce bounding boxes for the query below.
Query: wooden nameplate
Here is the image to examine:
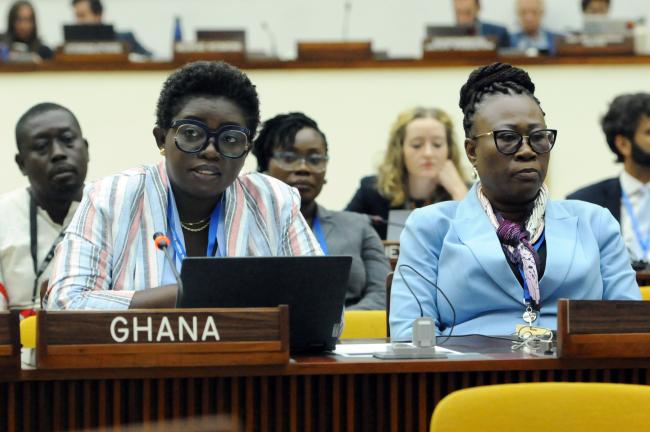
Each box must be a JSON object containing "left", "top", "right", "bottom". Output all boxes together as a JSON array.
[
  {"left": 36, "top": 306, "right": 289, "bottom": 369},
  {"left": 297, "top": 41, "right": 373, "bottom": 61},
  {"left": 557, "top": 299, "right": 650, "bottom": 358},
  {"left": 0, "top": 311, "right": 19, "bottom": 371},
  {"left": 382, "top": 240, "right": 400, "bottom": 270},
  {"left": 56, "top": 42, "right": 130, "bottom": 63},
  {"left": 556, "top": 35, "right": 635, "bottom": 56},
  {"left": 174, "top": 40, "right": 246, "bottom": 64},
  {"left": 422, "top": 35, "right": 497, "bottom": 61}
]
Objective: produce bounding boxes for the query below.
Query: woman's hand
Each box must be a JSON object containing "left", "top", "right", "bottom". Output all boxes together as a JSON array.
[
  {"left": 438, "top": 160, "right": 468, "bottom": 200},
  {"left": 129, "top": 285, "right": 178, "bottom": 309}
]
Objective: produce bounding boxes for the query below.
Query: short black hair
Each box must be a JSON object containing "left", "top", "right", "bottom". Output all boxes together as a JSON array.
[
  {"left": 253, "top": 112, "right": 328, "bottom": 172},
  {"left": 155, "top": 61, "right": 260, "bottom": 137},
  {"left": 71, "top": 0, "right": 102, "bottom": 15},
  {"left": 15, "top": 102, "right": 81, "bottom": 151},
  {"left": 459, "top": 62, "right": 543, "bottom": 137},
  {"left": 581, "top": 0, "right": 610, "bottom": 12},
  {"left": 601, "top": 93, "right": 650, "bottom": 162}
]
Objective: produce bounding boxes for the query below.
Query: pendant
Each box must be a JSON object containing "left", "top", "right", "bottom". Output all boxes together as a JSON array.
[{"left": 522, "top": 308, "right": 537, "bottom": 325}]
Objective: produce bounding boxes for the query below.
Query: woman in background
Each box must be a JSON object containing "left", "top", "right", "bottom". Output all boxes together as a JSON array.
[
  {"left": 2, "top": 1, "right": 53, "bottom": 61},
  {"left": 345, "top": 107, "right": 468, "bottom": 239},
  {"left": 253, "top": 112, "right": 390, "bottom": 310}
]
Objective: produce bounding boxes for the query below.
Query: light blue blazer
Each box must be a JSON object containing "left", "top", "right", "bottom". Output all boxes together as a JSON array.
[{"left": 390, "top": 185, "right": 641, "bottom": 340}]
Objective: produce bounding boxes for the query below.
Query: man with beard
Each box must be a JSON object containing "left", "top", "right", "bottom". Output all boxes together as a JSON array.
[
  {"left": 568, "top": 93, "right": 650, "bottom": 267},
  {"left": 0, "top": 103, "right": 89, "bottom": 313}
]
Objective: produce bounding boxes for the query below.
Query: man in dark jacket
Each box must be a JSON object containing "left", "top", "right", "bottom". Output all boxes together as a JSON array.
[{"left": 568, "top": 93, "right": 650, "bottom": 266}]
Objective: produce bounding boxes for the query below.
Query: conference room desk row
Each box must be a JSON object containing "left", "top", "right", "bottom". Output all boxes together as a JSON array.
[
  {"left": 1, "top": 336, "right": 649, "bottom": 432},
  {"left": 2, "top": 54, "right": 650, "bottom": 73}
]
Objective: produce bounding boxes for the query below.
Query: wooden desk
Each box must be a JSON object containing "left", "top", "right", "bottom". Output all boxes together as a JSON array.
[
  {"left": 1, "top": 54, "right": 650, "bottom": 74},
  {"left": 2, "top": 336, "right": 649, "bottom": 431}
]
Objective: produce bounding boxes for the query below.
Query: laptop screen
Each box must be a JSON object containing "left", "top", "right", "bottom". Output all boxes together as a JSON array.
[
  {"left": 63, "top": 24, "right": 116, "bottom": 42},
  {"left": 178, "top": 256, "right": 352, "bottom": 352}
]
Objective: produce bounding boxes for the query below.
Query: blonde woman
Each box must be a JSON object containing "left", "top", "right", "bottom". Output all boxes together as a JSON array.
[{"left": 346, "top": 107, "right": 469, "bottom": 239}]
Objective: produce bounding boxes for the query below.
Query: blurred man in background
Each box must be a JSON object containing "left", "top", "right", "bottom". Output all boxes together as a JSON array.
[
  {"left": 452, "top": 0, "right": 510, "bottom": 49},
  {"left": 71, "top": 0, "right": 152, "bottom": 57},
  {"left": 511, "top": 0, "right": 558, "bottom": 55}
]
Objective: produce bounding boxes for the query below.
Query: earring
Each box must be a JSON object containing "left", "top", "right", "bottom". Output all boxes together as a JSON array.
[
  {"left": 159, "top": 148, "right": 166, "bottom": 156},
  {"left": 472, "top": 166, "right": 479, "bottom": 180}
]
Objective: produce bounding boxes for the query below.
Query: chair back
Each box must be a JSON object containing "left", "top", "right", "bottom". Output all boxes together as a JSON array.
[
  {"left": 430, "top": 382, "right": 650, "bottom": 432},
  {"left": 340, "top": 310, "right": 387, "bottom": 339},
  {"left": 385, "top": 272, "right": 393, "bottom": 336},
  {"left": 640, "top": 286, "right": 650, "bottom": 300}
]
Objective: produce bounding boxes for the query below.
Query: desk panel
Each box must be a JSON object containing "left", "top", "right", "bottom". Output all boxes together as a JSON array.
[{"left": 2, "top": 336, "right": 650, "bottom": 432}]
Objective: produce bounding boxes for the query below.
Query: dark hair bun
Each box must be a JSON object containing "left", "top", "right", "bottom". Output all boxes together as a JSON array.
[{"left": 459, "top": 63, "right": 535, "bottom": 113}]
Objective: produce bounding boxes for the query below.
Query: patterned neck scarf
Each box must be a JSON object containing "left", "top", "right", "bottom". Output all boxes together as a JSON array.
[{"left": 476, "top": 183, "right": 548, "bottom": 306}]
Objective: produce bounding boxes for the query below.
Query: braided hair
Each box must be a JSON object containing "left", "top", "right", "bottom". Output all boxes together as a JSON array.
[
  {"left": 253, "top": 112, "right": 328, "bottom": 172},
  {"left": 459, "top": 62, "right": 543, "bottom": 137}
]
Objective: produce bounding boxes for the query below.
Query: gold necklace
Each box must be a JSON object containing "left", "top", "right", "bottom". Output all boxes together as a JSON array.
[{"left": 180, "top": 216, "right": 210, "bottom": 232}]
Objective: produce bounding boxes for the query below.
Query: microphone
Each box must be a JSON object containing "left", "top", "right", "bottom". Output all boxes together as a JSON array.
[
  {"left": 375, "top": 263, "right": 451, "bottom": 359},
  {"left": 260, "top": 21, "right": 278, "bottom": 59},
  {"left": 342, "top": 0, "right": 352, "bottom": 40},
  {"left": 153, "top": 232, "right": 184, "bottom": 306}
]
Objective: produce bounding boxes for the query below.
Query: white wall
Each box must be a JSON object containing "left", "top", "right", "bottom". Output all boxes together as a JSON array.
[
  {"left": 1, "top": 0, "right": 649, "bottom": 59},
  {"left": 0, "top": 64, "right": 649, "bottom": 209}
]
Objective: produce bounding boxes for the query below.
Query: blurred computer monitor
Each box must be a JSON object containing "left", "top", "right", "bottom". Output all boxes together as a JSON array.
[{"left": 64, "top": 24, "right": 116, "bottom": 42}]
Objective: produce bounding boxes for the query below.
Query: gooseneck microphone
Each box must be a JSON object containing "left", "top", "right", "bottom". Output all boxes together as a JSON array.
[
  {"left": 342, "top": 0, "right": 353, "bottom": 40},
  {"left": 153, "top": 232, "right": 184, "bottom": 306},
  {"left": 260, "top": 21, "right": 278, "bottom": 59}
]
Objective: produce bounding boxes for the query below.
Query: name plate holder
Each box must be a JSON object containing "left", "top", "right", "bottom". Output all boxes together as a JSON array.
[
  {"left": 557, "top": 299, "right": 650, "bottom": 358},
  {"left": 382, "top": 240, "right": 400, "bottom": 270},
  {"left": 422, "top": 36, "right": 497, "bottom": 61},
  {"left": 297, "top": 41, "right": 373, "bottom": 61},
  {"left": 0, "top": 311, "right": 19, "bottom": 372},
  {"left": 36, "top": 306, "right": 289, "bottom": 369}
]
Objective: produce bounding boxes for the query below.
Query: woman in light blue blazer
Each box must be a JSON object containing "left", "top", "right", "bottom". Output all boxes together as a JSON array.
[{"left": 390, "top": 63, "right": 641, "bottom": 339}]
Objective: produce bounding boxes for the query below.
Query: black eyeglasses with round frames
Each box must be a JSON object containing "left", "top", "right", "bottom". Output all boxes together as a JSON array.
[
  {"left": 471, "top": 129, "right": 557, "bottom": 155},
  {"left": 170, "top": 119, "right": 252, "bottom": 159},
  {"left": 272, "top": 151, "right": 329, "bottom": 173}
]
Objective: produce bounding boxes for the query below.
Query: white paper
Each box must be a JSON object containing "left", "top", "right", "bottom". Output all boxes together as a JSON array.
[{"left": 333, "top": 343, "right": 461, "bottom": 357}]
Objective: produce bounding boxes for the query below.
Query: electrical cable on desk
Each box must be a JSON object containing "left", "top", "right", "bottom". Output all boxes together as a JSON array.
[
  {"left": 397, "top": 264, "right": 550, "bottom": 347},
  {"left": 397, "top": 263, "right": 456, "bottom": 345}
]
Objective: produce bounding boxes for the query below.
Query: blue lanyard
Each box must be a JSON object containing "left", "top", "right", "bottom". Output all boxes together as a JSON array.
[
  {"left": 519, "top": 231, "right": 545, "bottom": 306},
  {"left": 167, "top": 190, "right": 222, "bottom": 271},
  {"left": 621, "top": 188, "right": 650, "bottom": 259},
  {"left": 312, "top": 215, "right": 329, "bottom": 255}
]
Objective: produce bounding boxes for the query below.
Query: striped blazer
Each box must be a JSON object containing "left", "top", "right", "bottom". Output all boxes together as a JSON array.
[{"left": 45, "top": 162, "right": 322, "bottom": 310}]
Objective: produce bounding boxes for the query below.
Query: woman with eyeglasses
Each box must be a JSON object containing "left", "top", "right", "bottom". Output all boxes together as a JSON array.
[
  {"left": 45, "top": 62, "right": 321, "bottom": 310},
  {"left": 390, "top": 63, "right": 640, "bottom": 339},
  {"left": 253, "top": 112, "right": 391, "bottom": 310},
  {"left": 345, "top": 107, "right": 469, "bottom": 240}
]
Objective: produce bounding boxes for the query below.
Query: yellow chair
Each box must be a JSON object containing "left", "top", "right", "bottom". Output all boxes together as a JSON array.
[
  {"left": 340, "top": 310, "right": 387, "bottom": 339},
  {"left": 640, "top": 286, "right": 650, "bottom": 300},
  {"left": 430, "top": 382, "right": 650, "bottom": 432},
  {"left": 20, "top": 315, "right": 37, "bottom": 348}
]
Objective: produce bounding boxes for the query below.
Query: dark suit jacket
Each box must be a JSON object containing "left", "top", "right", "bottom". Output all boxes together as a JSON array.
[
  {"left": 479, "top": 21, "right": 511, "bottom": 49},
  {"left": 566, "top": 177, "right": 621, "bottom": 222},
  {"left": 317, "top": 205, "right": 390, "bottom": 310},
  {"left": 345, "top": 175, "right": 454, "bottom": 239},
  {"left": 116, "top": 31, "right": 152, "bottom": 57},
  {"left": 345, "top": 176, "right": 392, "bottom": 239}
]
